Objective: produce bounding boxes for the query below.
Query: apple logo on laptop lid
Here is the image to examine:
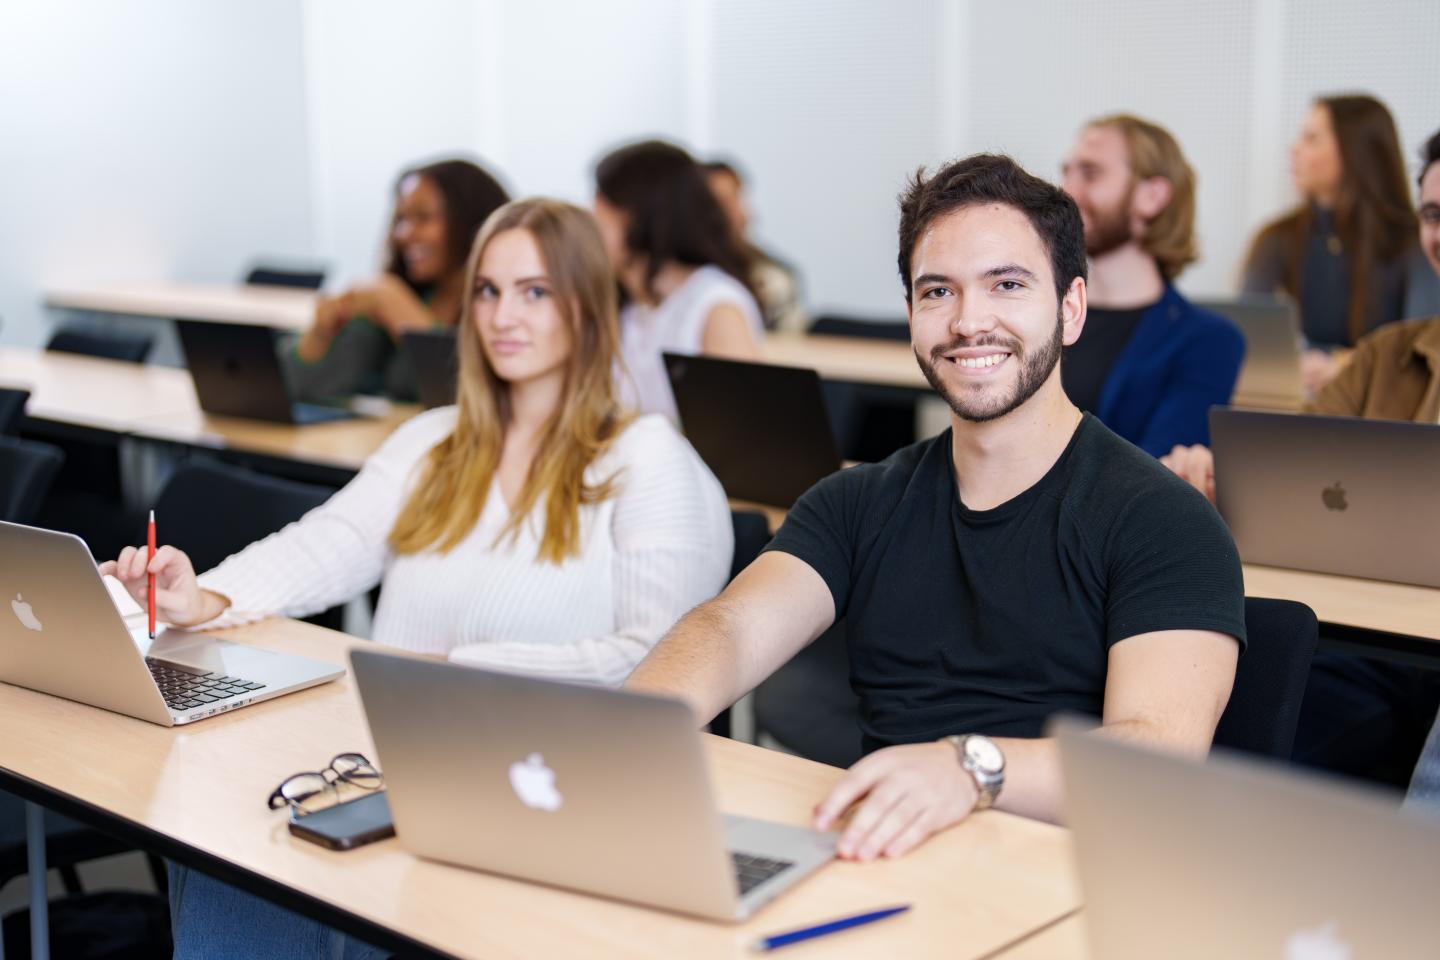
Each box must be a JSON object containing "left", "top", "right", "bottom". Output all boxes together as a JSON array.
[
  {"left": 1321, "top": 482, "right": 1348, "bottom": 512},
  {"left": 11, "top": 594, "right": 42, "bottom": 632},
  {"left": 509, "top": 753, "right": 562, "bottom": 812}
]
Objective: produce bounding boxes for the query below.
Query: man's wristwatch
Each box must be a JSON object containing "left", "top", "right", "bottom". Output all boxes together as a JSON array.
[{"left": 943, "top": 734, "right": 1005, "bottom": 810}]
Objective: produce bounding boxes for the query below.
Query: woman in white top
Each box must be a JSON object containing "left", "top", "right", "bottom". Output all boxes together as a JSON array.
[
  {"left": 104, "top": 198, "right": 732, "bottom": 686},
  {"left": 102, "top": 198, "right": 734, "bottom": 960},
  {"left": 592, "top": 139, "right": 766, "bottom": 420}
]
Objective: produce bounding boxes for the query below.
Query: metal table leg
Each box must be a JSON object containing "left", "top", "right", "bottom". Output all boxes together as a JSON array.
[{"left": 24, "top": 802, "right": 48, "bottom": 960}]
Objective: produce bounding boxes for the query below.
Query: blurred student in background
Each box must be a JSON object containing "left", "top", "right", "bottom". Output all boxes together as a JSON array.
[
  {"left": 704, "top": 159, "right": 808, "bottom": 333},
  {"left": 594, "top": 140, "right": 765, "bottom": 421},
  {"left": 285, "top": 158, "right": 510, "bottom": 403},
  {"left": 1059, "top": 114, "right": 1244, "bottom": 456},
  {"left": 1242, "top": 95, "right": 1423, "bottom": 395}
]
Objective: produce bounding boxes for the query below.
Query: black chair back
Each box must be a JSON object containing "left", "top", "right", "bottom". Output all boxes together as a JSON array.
[
  {"left": 808, "top": 315, "right": 910, "bottom": 341},
  {"left": 244, "top": 265, "right": 326, "bottom": 290},
  {"left": 0, "top": 387, "right": 29, "bottom": 435},
  {"left": 729, "top": 509, "right": 772, "bottom": 580},
  {"left": 755, "top": 595, "right": 1316, "bottom": 768},
  {"left": 46, "top": 327, "right": 154, "bottom": 364},
  {"left": 155, "top": 459, "right": 343, "bottom": 629},
  {"left": 1213, "top": 597, "right": 1318, "bottom": 758},
  {"left": 0, "top": 436, "right": 65, "bottom": 524}
]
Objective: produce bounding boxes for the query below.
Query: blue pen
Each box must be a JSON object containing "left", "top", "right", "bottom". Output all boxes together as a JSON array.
[{"left": 749, "top": 905, "right": 911, "bottom": 952}]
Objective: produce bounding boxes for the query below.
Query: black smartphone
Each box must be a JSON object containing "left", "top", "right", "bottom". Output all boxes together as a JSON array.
[{"left": 288, "top": 790, "right": 395, "bottom": 851}]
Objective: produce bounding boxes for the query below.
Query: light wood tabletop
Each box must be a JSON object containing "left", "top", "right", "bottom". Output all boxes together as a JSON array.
[
  {"left": 763, "top": 332, "right": 929, "bottom": 390},
  {"left": 0, "top": 346, "right": 198, "bottom": 431},
  {"left": 1242, "top": 564, "right": 1440, "bottom": 642},
  {"left": 126, "top": 403, "right": 422, "bottom": 473},
  {"left": 991, "top": 911, "right": 1087, "bottom": 959},
  {"left": 0, "top": 617, "right": 1080, "bottom": 959},
  {"left": 45, "top": 282, "right": 316, "bottom": 332}
]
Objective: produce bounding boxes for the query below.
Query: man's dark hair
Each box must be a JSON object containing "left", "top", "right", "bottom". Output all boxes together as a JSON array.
[
  {"left": 595, "top": 140, "right": 754, "bottom": 302},
  {"left": 897, "top": 153, "right": 1087, "bottom": 303},
  {"left": 1421, "top": 128, "right": 1440, "bottom": 187}
]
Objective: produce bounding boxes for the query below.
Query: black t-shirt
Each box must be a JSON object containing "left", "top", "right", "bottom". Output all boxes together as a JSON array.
[
  {"left": 764, "top": 415, "right": 1246, "bottom": 753},
  {"left": 1061, "top": 305, "right": 1147, "bottom": 412}
]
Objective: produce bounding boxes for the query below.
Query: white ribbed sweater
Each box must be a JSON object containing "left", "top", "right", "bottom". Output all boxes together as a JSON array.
[{"left": 196, "top": 408, "right": 733, "bottom": 687}]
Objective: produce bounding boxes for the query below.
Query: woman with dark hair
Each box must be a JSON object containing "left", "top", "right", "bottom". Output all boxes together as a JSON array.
[
  {"left": 593, "top": 140, "right": 765, "bottom": 420},
  {"left": 285, "top": 158, "right": 510, "bottom": 403},
  {"left": 1242, "top": 94, "right": 1421, "bottom": 394}
]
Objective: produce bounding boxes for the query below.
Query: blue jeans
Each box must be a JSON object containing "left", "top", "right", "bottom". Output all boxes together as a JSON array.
[{"left": 169, "top": 863, "right": 389, "bottom": 960}]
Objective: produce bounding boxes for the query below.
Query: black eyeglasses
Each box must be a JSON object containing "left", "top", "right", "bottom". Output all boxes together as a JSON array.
[{"left": 266, "top": 752, "right": 383, "bottom": 815}]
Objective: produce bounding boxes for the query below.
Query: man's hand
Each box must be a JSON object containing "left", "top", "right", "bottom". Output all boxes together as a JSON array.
[
  {"left": 1160, "top": 443, "right": 1215, "bottom": 503},
  {"left": 813, "top": 742, "right": 980, "bottom": 861}
]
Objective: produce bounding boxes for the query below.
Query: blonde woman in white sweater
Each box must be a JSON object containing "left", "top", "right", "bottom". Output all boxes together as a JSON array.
[
  {"left": 103, "top": 198, "right": 732, "bottom": 687},
  {"left": 101, "top": 198, "right": 734, "bottom": 960}
]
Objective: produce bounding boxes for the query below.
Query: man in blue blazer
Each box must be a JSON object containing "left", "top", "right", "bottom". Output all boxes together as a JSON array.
[{"left": 1059, "top": 114, "right": 1244, "bottom": 456}]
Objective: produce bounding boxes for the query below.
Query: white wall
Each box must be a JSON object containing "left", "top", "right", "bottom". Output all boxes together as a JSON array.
[
  {"left": 0, "top": 0, "right": 314, "bottom": 346},
  {"left": 3, "top": 0, "right": 1437, "bottom": 346}
]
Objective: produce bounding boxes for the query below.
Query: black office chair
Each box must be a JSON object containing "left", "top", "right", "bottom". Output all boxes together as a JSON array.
[
  {"left": 710, "top": 511, "right": 776, "bottom": 741},
  {"left": 755, "top": 596, "right": 1319, "bottom": 769},
  {"left": 244, "top": 264, "right": 326, "bottom": 290},
  {"left": 0, "top": 436, "right": 65, "bottom": 524},
  {"left": 1213, "top": 598, "right": 1319, "bottom": 759},
  {"left": 46, "top": 326, "right": 155, "bottom": 364},
  {"left": 0, "top": 387, "right": 29, "bottom": 435},
  {"left": 154, "top": 458, "right": 345, "bottom": 630},
  {"left": 753, "top": 621, "right": 863, "bottom": 767}
]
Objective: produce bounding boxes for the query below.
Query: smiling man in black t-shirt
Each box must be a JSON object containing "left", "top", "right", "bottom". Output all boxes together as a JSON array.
[{"left": 628, "top": 154, "right": 1245, "bottom": 861}]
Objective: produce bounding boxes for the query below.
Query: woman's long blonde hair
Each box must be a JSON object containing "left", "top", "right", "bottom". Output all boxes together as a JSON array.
[{"left": 388, "top": 198, "right": 632, "bottom": 563}]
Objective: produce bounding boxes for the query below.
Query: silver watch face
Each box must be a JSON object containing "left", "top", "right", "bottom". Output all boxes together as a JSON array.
[{"left": 965, "top": 736, "right": 1004, "bottom": 774}]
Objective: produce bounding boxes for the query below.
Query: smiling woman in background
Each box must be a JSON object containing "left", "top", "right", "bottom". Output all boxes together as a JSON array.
[
  {"left": 593, "top": 139, "right": 765, "bottom": 420},
  {"left": 1241, "top": 95, "right": 1420, "bottom": 394},
  {"left": 284, "top": 157, "right": 510, "bottom": 403}
]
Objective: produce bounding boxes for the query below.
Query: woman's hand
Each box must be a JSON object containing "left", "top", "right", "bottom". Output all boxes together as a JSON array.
[
  {"left": 296, "top": 294, "right": 356, "bottom": 362},
  {"left": 98, "top": 545, "right": 228, "bottom": 628}
]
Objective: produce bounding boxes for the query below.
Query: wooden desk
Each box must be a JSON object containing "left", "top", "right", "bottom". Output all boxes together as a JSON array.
[
  {"left": 127, "top": 404, "right": 421, "bottom": 475},
  {"left": 993, "top": 912, "right": 1087, "bottom": 958},
  {"left": 1243, "top": 564, "right": 1440, "bottom": 643},
  {"left": 0, "top": 346, "right": 197, "bottom": 432},
  {"left": 1, "top": 346, "right": 417, "bottom": 476},
  {"left": 0, "top": 618, "right": 1080, "bottom": 959},
  {"left": 46, "top": 282, "right": 316, "bottom": 332},
  {"left": 763, "top": 332, "right": 928, "bottom": 390}
]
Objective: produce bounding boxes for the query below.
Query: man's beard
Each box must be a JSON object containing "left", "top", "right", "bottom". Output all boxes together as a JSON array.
[
  {"left": 914, "top": 312, "right": 1065, "bottom": 423},
  {"left": 1083, "top": 184, "right": 1135, "bottom": 257}
]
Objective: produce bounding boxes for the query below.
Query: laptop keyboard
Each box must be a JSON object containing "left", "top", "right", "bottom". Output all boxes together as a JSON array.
[
  {"left": 731, "top": 851, "right": 795, "bottom": 896},
  {"left": 146, "top": 658, "right": 265, "bottom": 712}
]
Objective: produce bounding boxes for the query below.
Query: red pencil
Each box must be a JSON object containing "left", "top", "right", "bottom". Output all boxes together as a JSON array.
[{"left": 147, "top": 510, "right": 156, "bottom": 639}]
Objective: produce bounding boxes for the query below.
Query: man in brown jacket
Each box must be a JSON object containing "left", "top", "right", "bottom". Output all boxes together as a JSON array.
[{"left": 1164, "top": 127, "right": 1440, "bottom": 498}]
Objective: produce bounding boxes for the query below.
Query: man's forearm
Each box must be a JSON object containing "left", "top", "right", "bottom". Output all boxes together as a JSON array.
[
  {"left": 992, "top": 717, "right": 1214, "bottom": 824},
  {"left": 625, "top": 595, "right": 750, "bottom": 723}
]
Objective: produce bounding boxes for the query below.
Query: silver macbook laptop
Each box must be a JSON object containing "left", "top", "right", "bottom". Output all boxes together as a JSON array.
[
  {"left": 0, "top": 521, "right": 343, "bottom": 725},
  {"left": 350, "top": 649, "right": 837, "bottom": 921},
  {"left": 1197, "top": 297, "right": 1303, "bottom": 407},
  {"left": 1055, "top": 719, "right": 1440, "bottom": 959},
  {"left": 1210, "top": 408, "right": 1440, "bottom": 587}
]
